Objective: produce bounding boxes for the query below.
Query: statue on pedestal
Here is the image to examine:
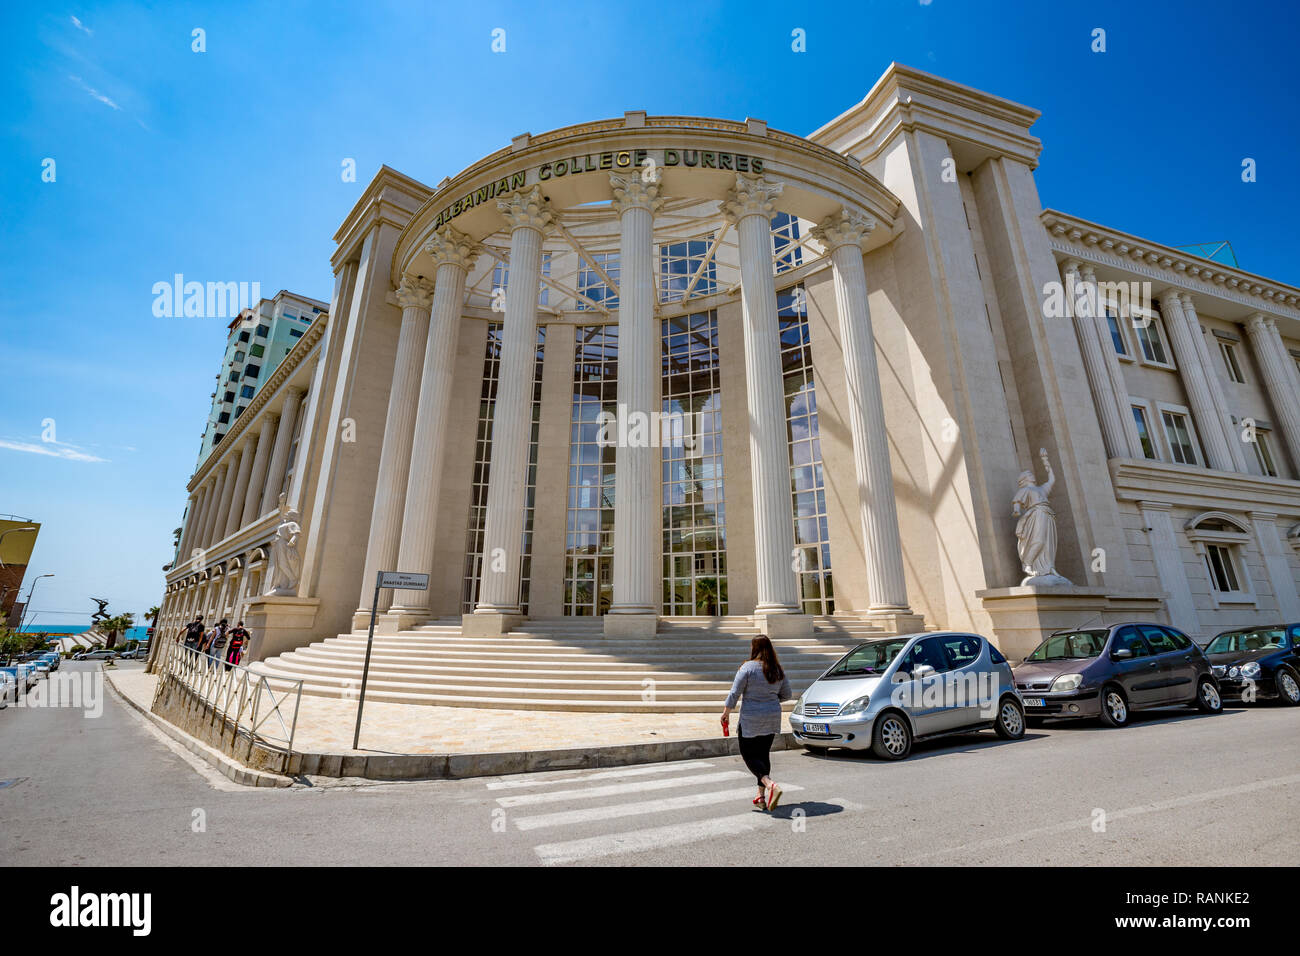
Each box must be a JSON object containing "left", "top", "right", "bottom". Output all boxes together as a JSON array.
[
  {"left": 1013, "top": 448, "right": 1072, "bottom": 587},
  {"left": 266, "top": 494, "right": 302, "bottom": 597}
]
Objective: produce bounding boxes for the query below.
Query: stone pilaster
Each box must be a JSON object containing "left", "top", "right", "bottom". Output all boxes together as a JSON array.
[
  {"left": 1072, "top": 262, "right": 1140, "bottom": 458},
  {"left": 260, "top": 387, "right": 303, "bottom": 516},
  {"left": 723, "top": 174, "right": 806, "bottom": 634},
  {"left": 240, "top": 416, "right": 277, "bottom": 526},
  {"left": 1245, "top": 313, "right": 1300, "bottom": 474},
  {"left": 812, "top": 208, "right": 920, "bottom": 631},
  {"left": 223, "top": 443, "right": 254, "bottom": 539},
  {"left": 202, "top": 463, "right": 231, "bottom": 547},
  {"left": 605, "top": 173, "right": 663, "bottom": 635},
  {"left": 357, "top": 272, "right": 436, "bottom": 613},
  {"left": 469, "top": 186, "right": 554, "bottom": 635},
  {"left": 1182, "top": 293, "right": 1247, "bottom": 472},
  {"left": 1157, "top": 291, "right": 1234, "bottom": 471}
]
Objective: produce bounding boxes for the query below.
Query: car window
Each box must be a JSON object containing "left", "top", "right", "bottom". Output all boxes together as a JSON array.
[
  {"left": 1111, "top": 626, "right": 1151, "bottom": 659},
  {"left": 1139, "top": 625, "right": 1179, "bottom": 654},
  {"left": 989, "top": 644, "right": 1007, "bottom": 664},
  {"left": 1026, "top": 630, "right": 1106, "bottom": 661},
  {"left": 1161, "top": 628, "right": 1192, "bottom": 650},
  {"left": 935, "top": 634, "right": 981, "bottom": 669},
  {"left": 824, "top": 639, "right": 910, "bottom": 677},
  {"left": 899, "top": 637, "right": 951, "bottom": 676}
]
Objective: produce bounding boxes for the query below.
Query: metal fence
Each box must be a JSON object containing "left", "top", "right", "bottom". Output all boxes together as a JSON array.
[{"left": 152, "top": 640, "right": 303, "bottom": 754}]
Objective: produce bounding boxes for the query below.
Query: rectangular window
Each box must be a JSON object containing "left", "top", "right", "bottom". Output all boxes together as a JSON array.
[
  {"left": 577, "top": 252, "right": 620, "bottom": 311},
  {"left": 1134, "top": 314, "right": 1171, "bottom": 366},
  {"left": 228, "top": 371, "right": 239, "bottom": 383},
  {"left": 240, "top": 384, "right": 255, "bottom": 399},
  {"left": 1105, "top": 309, "right": 1129, "bottom": 356},
  {"left": 1131, "top": 405, "right": 1158, "bottom": 459},
  {"left": 1252, "top": 429, "right": 1279, "bottom": 477},
  {"left": 234, "top": 350, "right": 246, "bottom": 362},
  {"left": 1160, "top": 409, "right": 1197, "bottom": 465},
  {"left": 234, "top": 405, "right": 246, "bottom": 420},
  {"left": 772, "top": 213, "right": 802, "bottom": 274},
  {"left": 244, "top": 364, "right": 260, "bottom": 378},
  {"left": 1204, "top": 544, "right": 1242, "bottom": 593},
  {"left": 217, "top": 411, "right": 230, "bottom": 425},
  {"left": 659, "top": 238, "right": 716, "bottom": 304},
  {"left": 289, "top": 328, "right": 303, "bottom": 338},
  {"left": 238, "top": 331, "right": 250, "bottom": 343},
  {"left": 1218, "top": 340, "right": 1245, "bottom": 383},
  {"left": 250, "top": 344, "right": 265, "bottom": 357},
  {"left": 223, "top": 391, "right": 235, "bottom": 403},
  {"left": 255, "top": 324, "right": 269, "bottom": 338}
]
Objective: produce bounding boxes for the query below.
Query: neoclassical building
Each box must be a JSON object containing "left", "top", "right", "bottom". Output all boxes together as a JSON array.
[{"left": 152, "top": 64, "right": 1300, "bottom": 680}]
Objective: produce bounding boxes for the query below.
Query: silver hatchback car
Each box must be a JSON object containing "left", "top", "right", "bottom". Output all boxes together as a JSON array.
[{"left": 790, "top": 631, "right": 1026, "bottom": 760}]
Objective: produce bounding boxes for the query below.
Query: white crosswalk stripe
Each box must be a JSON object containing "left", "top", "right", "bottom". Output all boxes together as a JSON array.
[{"left": 487, "top": 759, "right": 860, "bottom": 865}]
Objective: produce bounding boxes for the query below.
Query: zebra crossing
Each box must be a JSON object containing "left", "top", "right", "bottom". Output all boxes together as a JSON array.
[{"left": 485, "top": 758, "right": 859, "bottom": 865}]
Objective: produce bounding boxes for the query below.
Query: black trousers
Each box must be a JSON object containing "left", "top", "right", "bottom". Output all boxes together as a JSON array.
[{"left": 738, "top": 733, "right": 774, "bottom": 784}]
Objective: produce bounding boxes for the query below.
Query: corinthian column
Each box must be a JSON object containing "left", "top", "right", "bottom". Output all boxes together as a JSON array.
[
  {"left": 240, "top": 416, "right": 277, "bottom": 526},
  {"left": 177, "top": 488, "right": 203, "bottom": 561},
  {"left": 468, "top": 186, "right": 553, "bottom": 636},
  {"left": 1157, "top": 290, "right": 1234, "bottom": 471},
  {"left": 812, "top": 209, "right": 920, "bottom": 631},
  {"left": 1245, "top": 313, "right": 1300, "bottom": 473},
  {"left": 389, "top": 228, "right": 481, "bottom": 625},
  {"left": 223, "top": 442, "right": 254, "bottom": 538},
  {"left": 260, "top": 387, "right": 303, "bottom": 514},
  {"left": 605, "top": 173, "right": 662, "bottom": 636},
  {"left": 1181, "top": 294, "right": 1247, "bottom": 472},
  {"left": 722, "top": 174, "right": 806, "bottom": 636},
  {"left": 357, "top": 273, "right": 436, "bottom": 615},
  {"left": 1074, "top": 263, "right": 1141, "bottom": 458},
  {"left": 201, "top": 463, "right": 230, "bottom": 547}
]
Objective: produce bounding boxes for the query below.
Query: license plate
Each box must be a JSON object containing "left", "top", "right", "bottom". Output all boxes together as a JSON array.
[
  {"left": 1022, "top": 698, "right": 1046, "bottom": 708},
  {"left": 802, "top": 722, "right": 830, "bottom": 734}
]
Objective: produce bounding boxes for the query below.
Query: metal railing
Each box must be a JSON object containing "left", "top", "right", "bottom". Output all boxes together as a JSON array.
[{"left": 152, "top": 640, "right": 303, "bottom": 754}]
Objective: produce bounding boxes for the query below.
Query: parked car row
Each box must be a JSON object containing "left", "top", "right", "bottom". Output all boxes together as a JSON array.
[
  {"left": 790, "top": 620, "right": 1299, "bottom": 760},
  {"left": 0, "top": 650, "right": 61, "bottom": 708},
  {"left": 70, "top": 645, "right": 147, "bottom": 661}
]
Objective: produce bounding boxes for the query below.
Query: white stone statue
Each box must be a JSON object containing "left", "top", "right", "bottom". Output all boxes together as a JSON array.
[
  {"left": 1012, "top": 448, "right": 1071, "bottom": 587},
  {"left": 266, "top": 493, "right": 302, "bottom": 596}
]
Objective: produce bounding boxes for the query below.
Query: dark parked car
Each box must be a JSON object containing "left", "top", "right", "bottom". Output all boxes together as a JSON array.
[
  {"left": 1205, "top": 624, "right": 1300, "bottom": 705},
  {"left": 1013, "top": 622, "right": 1221, "bottom": 727}
]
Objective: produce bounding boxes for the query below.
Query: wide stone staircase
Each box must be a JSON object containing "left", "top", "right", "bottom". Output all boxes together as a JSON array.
[{"left": 249, "top": 615, "right": 890, "bottom": 713}]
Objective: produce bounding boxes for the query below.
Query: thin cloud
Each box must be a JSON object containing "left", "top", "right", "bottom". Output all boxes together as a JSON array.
[
  {"left": 70, "top": 15, "right": 92, "bottom": 35},
  {"left": 0, "top": 438, "right": 108, "bottom": 463},
  {"left": 69, "top": 74, "right": 121, "bottom": 110}
]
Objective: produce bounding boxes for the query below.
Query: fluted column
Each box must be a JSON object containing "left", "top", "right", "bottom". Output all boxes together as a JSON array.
[
  {"left": 177, "top": 489, "right": 202, "bottom": 560},
  {"left": 723, "top": 174, "right": 801, "bottom": 618},
  {"left": 606, "top": 173, "right": 662, "bottom": 626},
  {"left": 812, "top": 209, "right": 914, "bottom": 618},
  {"left": 200, "top": 464, "right": 229, "bottom": 548},
  {"left": 473, "top": 186, "right": 554, "bottom": 622},
  {"left": 1245, "top": 314, "right": 1300, "bottom": 473},
  {"left": 1075, "top": 263, "right": 1142, "bottom": 458},
  {"left": 1158, "top": 290, "right": 1234, "bottom": 471},
  {"left": 191, "top": 480, "right": 214, "bottom": 554},
  {"left": 357, "top": 273, "right": 436, "bottom": 613},
  {"left": 1181, "top": 293, "right": 1247, "bottom": 472},
  {"left": 391, "top": 228, "right": 480, "bottom": 619},
  {"left": 223, "top": 443, "right": 254, "bottom": 538},
  {"left": 240, "top": 417, "right": 277, "bottom": 526},
  {"left": 260, "top": 387, "right": 303, "bottom": 515}
]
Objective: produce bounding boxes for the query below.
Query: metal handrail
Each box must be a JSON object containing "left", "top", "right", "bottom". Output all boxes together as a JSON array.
[{"left": 153, "top": 641, "right": 303, "bottom": 753}]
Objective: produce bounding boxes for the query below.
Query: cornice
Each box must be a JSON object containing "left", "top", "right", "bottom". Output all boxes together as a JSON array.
[
  {"left": 189, "top": 312, "right": 328, "bottom": 491},
  {"left": 1110, "top": 458, "right": 1300, "bottom": 515},
  {"left": 1043, "top": 210, "right": 1300, "bottom": 320}
]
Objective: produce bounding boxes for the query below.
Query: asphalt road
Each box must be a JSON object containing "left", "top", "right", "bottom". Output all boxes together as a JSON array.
[{"left": 2, "top": 661, "right": 1297, "bottom": 866}]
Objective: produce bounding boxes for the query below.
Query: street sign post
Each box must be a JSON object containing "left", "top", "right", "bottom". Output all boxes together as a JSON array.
[{"left": 353, "top": 570, "right": 429, "bottom": 750}]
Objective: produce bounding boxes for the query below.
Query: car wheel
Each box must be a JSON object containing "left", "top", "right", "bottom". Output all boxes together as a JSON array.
[
  {"left": 871, "top": 712, "right": 912, "bottom": 760},
  {"left": 1098, "top": 685, "right": 1130, "bottom": 727},
  {"left": 1275, "top": 667, "right": 1300, "bottom": 706},
  {"left": 1195, "top": 677, "right": 1223, "bottom": 713},
  {"left": 994, "top": 696, "right": 1026, "bottom": 739}
]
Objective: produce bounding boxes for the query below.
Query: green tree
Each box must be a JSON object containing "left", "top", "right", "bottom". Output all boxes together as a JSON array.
[{"left": 101, "top": 613, "right": 135, "bottom": 649}]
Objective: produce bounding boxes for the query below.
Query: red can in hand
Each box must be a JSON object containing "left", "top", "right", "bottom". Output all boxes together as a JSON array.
[{"left": 721, "top": 714, "right": 730, "bottom": 737}]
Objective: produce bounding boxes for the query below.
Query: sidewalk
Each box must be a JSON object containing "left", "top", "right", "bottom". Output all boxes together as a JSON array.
[{"left": 107, "top": 666, "right": 792, "bottom": 780}]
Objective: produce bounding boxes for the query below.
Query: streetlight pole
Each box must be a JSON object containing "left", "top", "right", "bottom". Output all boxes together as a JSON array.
[{"left": 18, "top": 574, "right": 54, "bottom": 633}]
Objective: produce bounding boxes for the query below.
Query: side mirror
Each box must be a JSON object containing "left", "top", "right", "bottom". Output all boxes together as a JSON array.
[
  {"left": 912, "top": 663, "right": 936, "bottom": 679},
  {"left": 1112, "top": 648, "right": 1133, "bottom": 660}
]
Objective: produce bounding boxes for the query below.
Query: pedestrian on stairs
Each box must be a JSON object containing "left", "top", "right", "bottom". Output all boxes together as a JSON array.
[{"left": 722, "top": 635, "right": 792, "bottom": 812}]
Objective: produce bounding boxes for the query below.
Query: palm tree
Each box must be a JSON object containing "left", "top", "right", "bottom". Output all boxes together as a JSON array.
[{"left": 102, "top": 613, "right": 135, "bottom": 649}]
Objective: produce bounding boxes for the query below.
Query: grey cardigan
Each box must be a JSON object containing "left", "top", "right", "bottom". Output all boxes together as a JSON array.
[{"left": 725, "top": 659, "right": 793, "bottom": 737}]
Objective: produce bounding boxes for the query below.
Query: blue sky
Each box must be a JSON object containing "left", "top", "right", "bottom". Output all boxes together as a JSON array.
[{"left": 1, "top": 0, "right": 1296, "bottom": 627}]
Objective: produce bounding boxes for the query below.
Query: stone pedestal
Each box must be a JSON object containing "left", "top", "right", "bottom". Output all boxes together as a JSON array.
[
  {"left": 976, "top": 586, "right": 1164, "bottom": 661},
  {"left": 242, "top": 595, "right": 321, "bottom": 662},
  {"left": 752, "top": 612, "right": 813, "bottom": 638},
  {"left": 462, "top": 612, "right": 523, "bottom": 637},
  {"left": 377, "top": 610, "right": 427, "bottom": 635},
  {"left": 865, "top": 609, "right": 927, "bottom": 634},
  {"left": 603, "top": 613, "right": 658, "bottom": 638}
]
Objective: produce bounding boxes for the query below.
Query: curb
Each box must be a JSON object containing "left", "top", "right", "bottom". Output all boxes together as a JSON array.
[
  {"left": 104, "top": 669, "right": 293, "bottom": 789},
  {"left": 296, "top": 732, "right": 800, "bottom": 781}
]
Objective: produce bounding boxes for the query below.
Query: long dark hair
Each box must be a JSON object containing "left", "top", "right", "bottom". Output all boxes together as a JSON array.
[{"left": 750, "top": 635, "right": 784, "bottom": 684}]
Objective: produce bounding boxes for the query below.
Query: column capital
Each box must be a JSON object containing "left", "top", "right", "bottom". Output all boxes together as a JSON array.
[
  {"left": 609, "top": 173, "right": 663, "bottom": 216},
  {"left": 1156, "top": 287, "right": 1185, "bottom": 312},
  {"left": 395, "top": 273, "right": 435, "bottom": 310},
  {"left": 423, "top": 225, "right": 481, "bottom": 272},
  {"left": 497, "top": 184, "right": 555, "bottom": 235},
  {"left": 1245, "top": 312, "right": 1276, "bottom": 335},
  {"left": 722, "top": 173, "right": 783, "bottom": 224},
  {"left": 1060, "top": 257, "right": 1084, "bottom": 276},
  {"left": 1178, "top": 291, "right": 1198, "bottom": 311},
  {"left": 810, "top": 207, "right": 876, "bottom": 252}
]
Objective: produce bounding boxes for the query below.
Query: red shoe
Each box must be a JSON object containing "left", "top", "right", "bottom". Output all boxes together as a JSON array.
[
  {"left": 764, "top": 782, "right": 782, "bottom": 812},
  {"left": 752, "top": 793, "right": 767, "bottom": 810}
]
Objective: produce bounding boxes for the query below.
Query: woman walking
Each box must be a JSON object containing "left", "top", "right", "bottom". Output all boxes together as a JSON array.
[{"left": 722, "top": 635, "right": 792, "bottom": 811}]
